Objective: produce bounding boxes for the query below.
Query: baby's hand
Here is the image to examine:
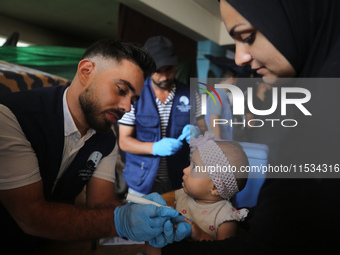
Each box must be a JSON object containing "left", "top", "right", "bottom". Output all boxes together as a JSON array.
[{"left": 184, "top": 218, "right": 202, "bottom": 241}]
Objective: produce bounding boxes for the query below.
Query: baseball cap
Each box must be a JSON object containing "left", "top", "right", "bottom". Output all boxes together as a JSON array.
[{"left": 144, "top": 36, "right": 177, "bottom": 70}]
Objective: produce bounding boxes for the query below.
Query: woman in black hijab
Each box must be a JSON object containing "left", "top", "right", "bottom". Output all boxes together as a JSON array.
[
  {"left": 162, "top": 0, "right": 340, "bottom": 254},
  {"left": 223, "top": 0, "right": 340, "bottom": 79},
  {"left": 221, "top": 0, "right": 340, "bottom": 164}
]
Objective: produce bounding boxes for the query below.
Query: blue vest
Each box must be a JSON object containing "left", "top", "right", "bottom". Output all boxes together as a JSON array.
[
  {"left": 0, "top": 85, "right": 115, "bottom": 252},
  {"left": 123, "top": 78, "right": 191, "bottom": 194}
]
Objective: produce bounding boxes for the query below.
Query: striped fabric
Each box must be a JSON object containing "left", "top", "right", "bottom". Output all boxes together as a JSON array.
[
  {"left": 195, "top": 90, "right": 202, "bottom": 120},
  {"left": 155, "top": 87, "right": 176, "bottom": 181}
]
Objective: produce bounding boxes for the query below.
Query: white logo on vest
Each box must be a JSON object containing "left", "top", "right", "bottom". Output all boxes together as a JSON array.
[
  {"left": 177, "top": 96, "right": 191, "bottom": 112},
  {"left": 79, "top": 151, "right": 103, "bottom": 181}
]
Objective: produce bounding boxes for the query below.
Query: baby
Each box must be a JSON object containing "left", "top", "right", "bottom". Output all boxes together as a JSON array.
[
  {"left": 147, "top": 132, "right": 249, "bottom": 254},
  {"left": 177, "top": 131, "right": 249, "bottom": 241}
]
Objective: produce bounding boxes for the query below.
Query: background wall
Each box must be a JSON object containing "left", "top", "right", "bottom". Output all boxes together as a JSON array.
[{"left": 118, "top": 4, "right": 197, "bottom": 84}]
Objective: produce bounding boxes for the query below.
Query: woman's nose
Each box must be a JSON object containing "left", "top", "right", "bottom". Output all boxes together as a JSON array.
[{"left": 234, "top": 44, "right": 252, "bottom": 66}]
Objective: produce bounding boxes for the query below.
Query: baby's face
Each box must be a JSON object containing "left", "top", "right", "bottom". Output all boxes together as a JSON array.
[{"left": 182, "top": 150, "right": 214, "bottom": 199}]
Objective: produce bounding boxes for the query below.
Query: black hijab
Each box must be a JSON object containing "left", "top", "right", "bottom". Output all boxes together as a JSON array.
[{"left": 226, "top": 0, "right": 340, "bottom": 78}]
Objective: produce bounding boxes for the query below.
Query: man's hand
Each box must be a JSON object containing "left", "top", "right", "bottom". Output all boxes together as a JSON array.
[
  {"left": 169, "top": 214, "right": 192, "bottom": 242},
  {"left": 178, "top": 125, "right": 200, "bottom": 144},
  {"left": 152, "top": 138, "right": 183, "bottom": 156},
  {"left": 149, "top": 214, "right": 192, "bottom": 247},
  {"left": 114, "top": 193, "right": 179, "bottom": 245}
]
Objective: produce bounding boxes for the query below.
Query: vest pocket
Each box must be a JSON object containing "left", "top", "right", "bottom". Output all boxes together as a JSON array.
[
  {"left": 135, "top": 115, "right": 159, "bottom": 141},
  {"left": 136, "top": 115, "right": 159, "bottom": 127},
  {"left": 124, "top": 154, "right": 156, "bottom": 187}
]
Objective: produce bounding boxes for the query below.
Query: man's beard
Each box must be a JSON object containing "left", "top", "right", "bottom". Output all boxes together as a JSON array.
[
  {"left": 152, "top": 78, "right": 175, "bottom": 89},
  {"left": 79, "top": 87, "right": 115, "bottom": 134}
]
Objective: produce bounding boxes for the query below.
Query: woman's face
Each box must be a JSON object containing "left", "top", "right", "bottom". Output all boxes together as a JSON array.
[{"left": 220, "top": 0, "right": 296, "bottom": 84}]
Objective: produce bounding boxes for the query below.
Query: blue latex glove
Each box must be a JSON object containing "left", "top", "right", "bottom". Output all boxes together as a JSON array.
[
  {"left": 149, "top": 215, "right": 191, "bottom": 247},
  {"left": 149, "top": 219, "right": 174, "bottom": 247},
  {"left": 145, "top": 193, "right": 177, "bottom": 247},
  {"left": 114, "top": 193, "right": 179, "bottom": 243},
  {"left": 152, "top": 138, "right": 183, "bottom": 156},
  {"left": 171, "top": 214, "right": 187, "bottom": 225},
  {"left": 174, "top": 222, "right": 192, "bottom": 242},
  {"left": 178, "top": 124, "right": 201, "bottom": 144},
  {"left": 170, "top": 214, "right": 192, "bottom": 242}
]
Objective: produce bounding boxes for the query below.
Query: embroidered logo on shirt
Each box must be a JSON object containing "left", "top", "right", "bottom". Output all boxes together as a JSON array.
[
  {"left": 86, "top": 151, "right": 103, "bottom": 170},
  {"left": 176, "top": 96, "right": 191, "bottom": 112},
  {"left": 78, "top": 151, "right": 103, "bottom": 181},
  {"left": 182, "top": 209, "right": 187, "bottom": 215},
  {"left": 202, "top": 210, "right": 208, "bottom": 215},
  {"left": 79, "top": 169, "right": 94, "bottom": 181}
]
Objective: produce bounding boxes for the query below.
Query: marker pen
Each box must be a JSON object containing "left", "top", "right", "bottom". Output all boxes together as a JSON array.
[{"left": 125, "top": 193, "right": 172, "bottom": 208}]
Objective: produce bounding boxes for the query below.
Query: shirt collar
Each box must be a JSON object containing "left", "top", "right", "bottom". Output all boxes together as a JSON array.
[{"left": 63, "top": 87, "right": 96, "bottom": 137}]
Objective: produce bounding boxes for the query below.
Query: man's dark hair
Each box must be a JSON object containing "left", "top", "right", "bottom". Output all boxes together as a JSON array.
[{"left": 81, "top": 39, "right": 156, "bottom": 79}]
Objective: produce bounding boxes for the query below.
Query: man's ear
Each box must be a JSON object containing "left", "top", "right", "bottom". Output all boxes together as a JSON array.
[
  {"left": 77, "top": 59, "right": 95, "bottom": 85},
  {"left": 210, "top": 185, "right": 220, "bottom": 197}
]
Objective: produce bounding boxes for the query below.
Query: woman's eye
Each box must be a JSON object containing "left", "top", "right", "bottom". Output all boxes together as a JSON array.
[{"left": 242, "top": 33, "right": 255, "bottom": 44}]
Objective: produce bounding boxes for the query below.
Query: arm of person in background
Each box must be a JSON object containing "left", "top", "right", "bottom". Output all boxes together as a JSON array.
[
  {"left": 119, "top": 124, "right": 183, "bottom": 156},
  {"left": 245, "top": 83, "right": 269, "bottom": 129},
  {"left": 209, "top": 114, "right": 223, "bottom": 139},
  {"left": 119, "top": 124, "right": 154, "bottom": 154},
  {"left": 206, "top": 92, "right": 225, "bottom": 140},
  {"left": 245, "top": 113, "right": 255, "bottom": 129},
  {"left": 196, "top": 117, "right": 208, "bottom": 134},
  {"left": 195, "top": 90, "right": 208, "bottom": 134}
]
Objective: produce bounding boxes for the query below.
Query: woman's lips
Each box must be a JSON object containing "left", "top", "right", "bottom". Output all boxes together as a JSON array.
[{"left": 256, "top": 67, "right": 265, "bottom": 74}]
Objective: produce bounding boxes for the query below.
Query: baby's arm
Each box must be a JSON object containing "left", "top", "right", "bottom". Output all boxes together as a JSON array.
[
  {"left": 216, "top": 221, "right": 238, "bottom": 240},
  {"left": 184, "top": 218, "right": 238, "bottom": 241},
  {"left": 184, "top": 218, "right": 214, "bottom": 241}
]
